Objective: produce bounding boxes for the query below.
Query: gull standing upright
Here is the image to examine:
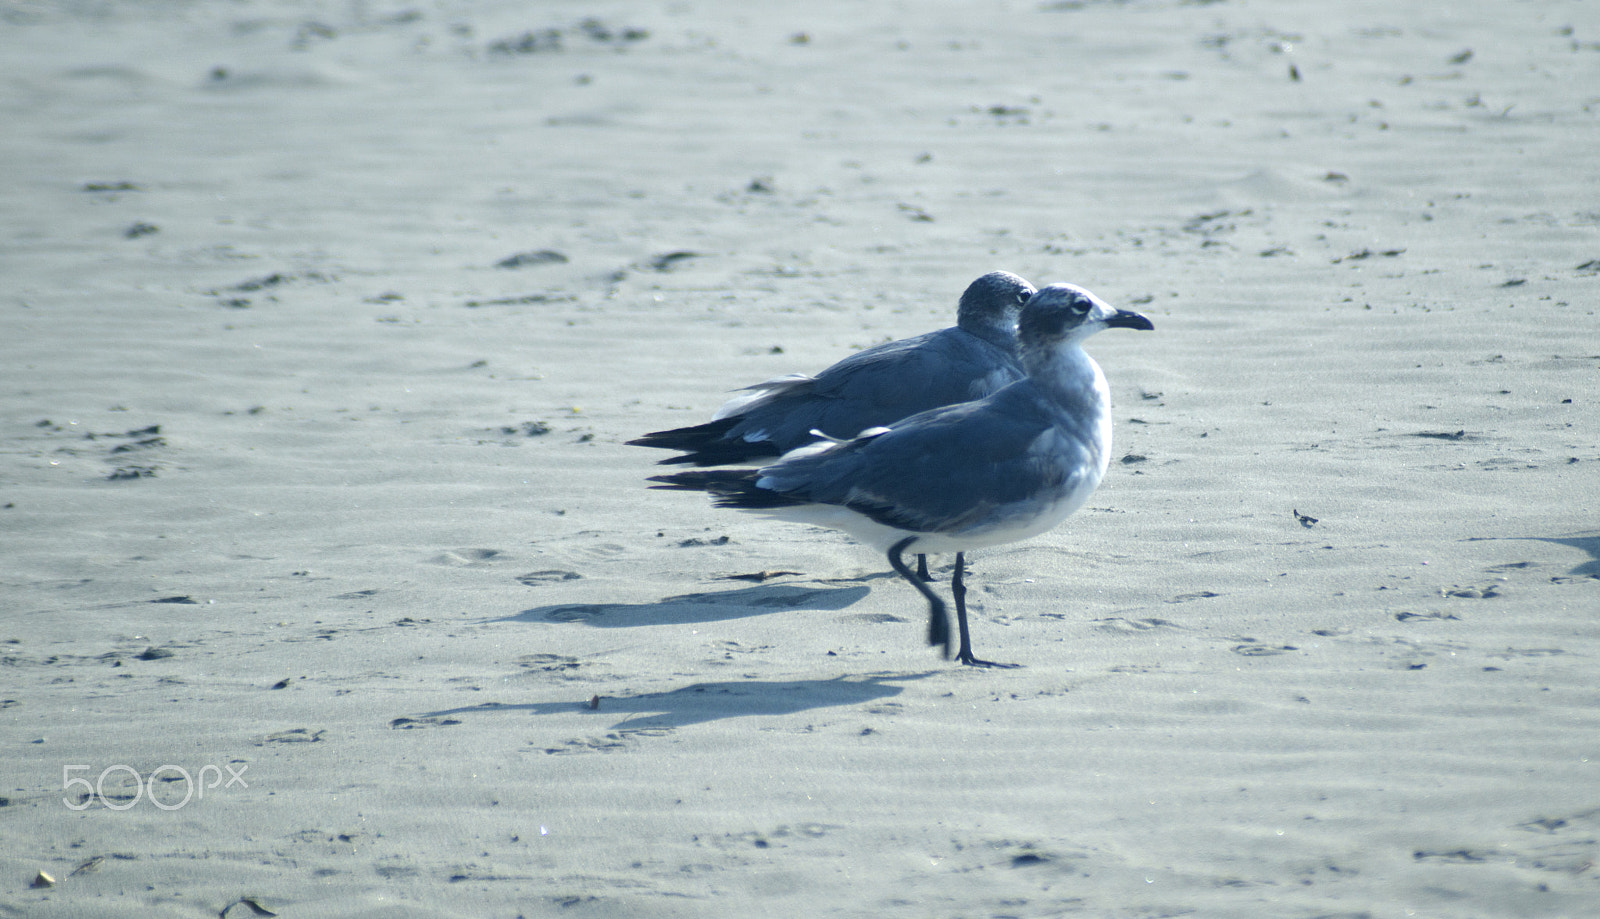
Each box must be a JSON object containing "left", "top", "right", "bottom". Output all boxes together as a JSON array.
[
  {"left": 650, "top": 283, "right": 1154, "bottom": 666},
  {"left": 628, "top": 270, "right": 1035, "bottom": 467}
]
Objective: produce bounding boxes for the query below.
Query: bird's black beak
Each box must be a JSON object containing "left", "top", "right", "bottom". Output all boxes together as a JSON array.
[{"left": 1106, "top": 309, "right": 1154, "bottom": 331}]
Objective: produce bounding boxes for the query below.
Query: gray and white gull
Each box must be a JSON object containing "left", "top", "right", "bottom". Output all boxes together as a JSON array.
[
  {"left": 651, "top": 283, "right": 1154, "bottom": 666},
  {"left": 628, "top": 270, "right": 1036, "bottom": 467}
]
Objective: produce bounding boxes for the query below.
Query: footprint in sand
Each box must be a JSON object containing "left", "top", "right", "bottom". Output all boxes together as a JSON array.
[
  {"left": 515, "top": 653, "right": 587, "bottom": 674},
  {"left": 1441, "top": 583, "right": 1503, "bottom": 599},
  {"left": 1231, "top": 642, "right": 1298, "bottom": 656},
  {"left": 261, "top": 728, "right": 325, "bottom": 744},
  {"left": 540, "top": 728, "right": 671, "bottom": 755},
  {"left": 1395, "top": 610, "right": 1461, "bottom": 622},
  {"left": 516, "top": 570, "right": 582, "bottom": 586},
  {"left": 389, "top": 717, "right": 461, "bottom": 730},
  {"left": 1095, "top": 617, "right": 1180, "bottom": 632},
  {"left": 425, "top": 548, "right": 503, "bottom": 567}
]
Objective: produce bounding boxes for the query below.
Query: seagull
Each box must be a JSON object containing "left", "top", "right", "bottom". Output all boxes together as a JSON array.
[
  {"left": 631, "top": 270, "right": 1034, "bottom": 581},
  {"left": 650, "top": 283, "right": 1154, "bottom": 666},
  {"left": 628, "top": 270, "right": 1036, "bottom": 467}
]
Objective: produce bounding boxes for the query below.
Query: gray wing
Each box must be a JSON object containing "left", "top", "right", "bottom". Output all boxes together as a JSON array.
[
  {"left": 757, "top": 383, "right": 1090, "bottom": 536},
  {"left": 721, "top": 328, "right": 1023, "bottom": 454}
]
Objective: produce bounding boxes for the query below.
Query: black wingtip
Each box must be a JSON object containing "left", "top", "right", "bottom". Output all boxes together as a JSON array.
[
  {"left": 646, "top": 470, "right": 800, "bottom": 512},
  {"left": 627, "top": 417, "right": 740, "bottom": 452},
  {"left": 629, "top": 419, "right": 781, "bottom": 467},
  {"left": 646, "top": 470, "right": 730, "bottom": 491}
]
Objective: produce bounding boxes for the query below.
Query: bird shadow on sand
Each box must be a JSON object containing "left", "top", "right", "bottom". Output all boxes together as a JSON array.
[
  {"left": 1532, "top": 533, "right": 1600, "bottom": 578},
  {"left": 1470, "top": 531, "right": 1600, "bottom": 579},
  {"left": 414, "top": 671, "right": 937, "bottom": 730},
  {"left": 498, "top": 582, "right": 873, "bottom": 629}
]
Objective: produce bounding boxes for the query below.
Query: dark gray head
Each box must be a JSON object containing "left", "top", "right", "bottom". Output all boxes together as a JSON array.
[
  {"left": 956, "top": 270, "right": 1036, "bottom": 348},
  {"left": 1018, "top": 283, "right": 1153, "bottom": 367}
]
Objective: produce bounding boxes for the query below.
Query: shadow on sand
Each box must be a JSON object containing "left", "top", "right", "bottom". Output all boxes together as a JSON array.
[
  {"left": 1531, "top": 533, "right": 1600, "bottom": 578},
  {"left": 1470, "top": 531, "right": 1600, "bottom": 579},
  {"left": 415, "top": 671, "right": 937, "bottom": 730},
  {"left": 499, "top": 582, "right": 874, "bottom": 629}
]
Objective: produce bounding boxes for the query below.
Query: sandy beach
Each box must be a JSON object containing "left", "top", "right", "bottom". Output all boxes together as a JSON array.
[{"left": 3, "top": 0, "right": 1598, "bottom": 915}]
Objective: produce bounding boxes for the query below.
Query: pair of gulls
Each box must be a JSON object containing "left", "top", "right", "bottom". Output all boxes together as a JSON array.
[{"left": 632, "top": 272, "right": 1153, "bottom": 666}]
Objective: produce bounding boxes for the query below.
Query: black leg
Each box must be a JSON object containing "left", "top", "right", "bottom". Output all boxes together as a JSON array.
[
  {"left": 952, "top": 552, "right": 1019, "bottom": 668},
  {"left": 916, "top": 553, "right": 933, "bottom": 582},
  {"left": 888, "top": 537, "right": 950, "bottom": 659}
]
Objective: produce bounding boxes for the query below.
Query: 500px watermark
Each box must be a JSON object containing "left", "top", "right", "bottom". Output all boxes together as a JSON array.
[{"left": 62, "top": 763, "right": 248, "bottom": 811}]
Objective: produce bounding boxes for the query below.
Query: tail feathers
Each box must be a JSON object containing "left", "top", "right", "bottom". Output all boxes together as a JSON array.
[
  {"left": 646, "top": 469, "right": 752, "bottom": 491},
  {"left": 627, "top": 417, "right": 778, "bottom": 467},
  {"left": 647, "top": 470, "right": 800, "bottom": 510}
]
